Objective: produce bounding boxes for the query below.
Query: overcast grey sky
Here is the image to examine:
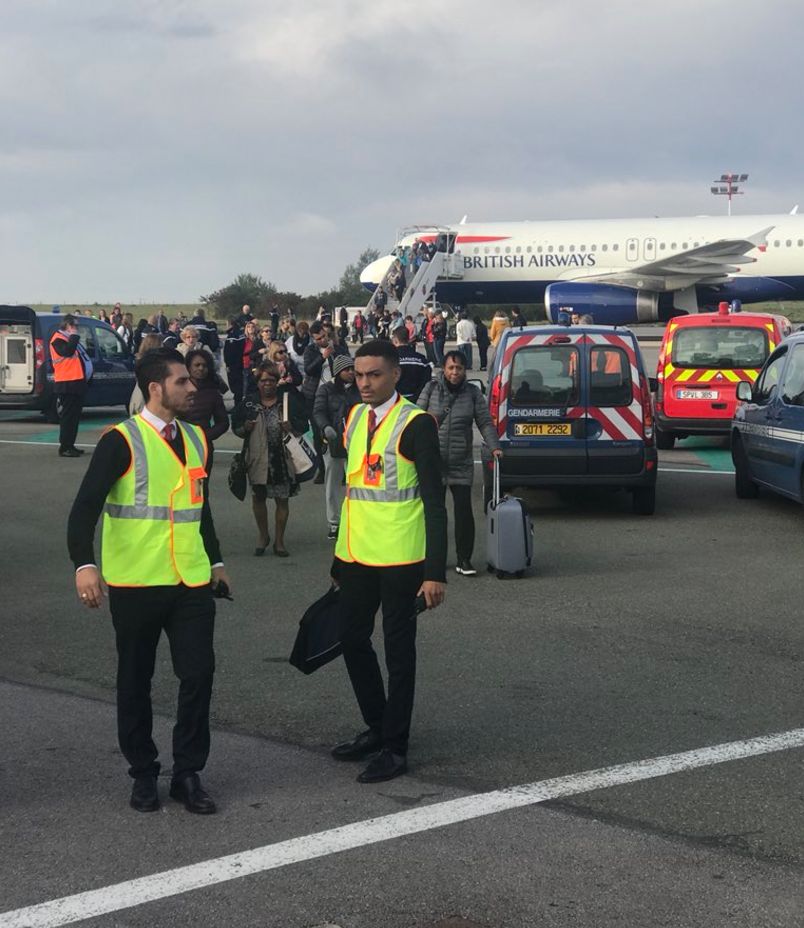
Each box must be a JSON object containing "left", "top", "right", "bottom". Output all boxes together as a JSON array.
[{"left": 2, "top": 0, "right": 802, "bottom": 304}]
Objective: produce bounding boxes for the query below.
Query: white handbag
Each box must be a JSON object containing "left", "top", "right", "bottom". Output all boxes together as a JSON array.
[{"left": 282, "top": 393, "right": 317, "bottom": 481}]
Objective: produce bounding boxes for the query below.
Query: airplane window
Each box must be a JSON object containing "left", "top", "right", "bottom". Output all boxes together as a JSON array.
[
  {"left": 671, "top": 242, "right": 677, "bottom": 249},
  {"left": 515, "top": 246, "right": 521, "bottom": 254},
  {"left": 569, "top": 245, "right": 575, "bottom": 252},
  {"left": 682, "top": 242, "right": 688, "bottom": 249},
  {"left": 537, "top": 246, "right": 543, "bottom": 253},
  {"left": 799, "top": 240, "right": 804, "bottom": 247},
  {"left": 474, "top": 248, "right": 479, "bottom": 254},
  {"left": 786, "top": 239, "right": 792, "bottom": 247},
  {"left": 774, "top": 240, "right": 780, "bottom": 247},
  {"left": 612, "top": 244, "right": 619, "bottom": 252},
  {"left": 526, "top": 246, "right": 532, "bottom": 253},
  {"left": 505, "top": 247, "right": 511, "bottom": 254},
  {"left": 601, "top": 244, "right": 608, "bottom": 252},
  {"left": 558, "top": 245, "right": 564, "bottom": 253},
  {"left": 660, "top": 243, "right": 666, "bottom": 250},
  {"left": 694, "top": 242, "right": 700, "bottom": 247},
  {"left": 590, "top": 244, "right": 597, "bottom": 252},
  {"left": 547, "top": 245, "right": 554, "bottom": 253},
  {"left": 484, "top": 248, "right": 490, "bottom": 254},
  {"left": 579, "top": 244, "right": 586, "bottom": 252}
]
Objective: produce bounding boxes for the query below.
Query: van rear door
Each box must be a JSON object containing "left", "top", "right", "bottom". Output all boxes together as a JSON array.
[
  {"left": 0, "top": 306, "right": 37, "bottom": 395},
  {"left": 501, "top": 331, "right": 588, "bottom": 475},
  {"left": 585, "top": 332, "right": 646, "bottom": 475},
  {"left": 664, "top": 321, "right": 769, "bottom": 422}
]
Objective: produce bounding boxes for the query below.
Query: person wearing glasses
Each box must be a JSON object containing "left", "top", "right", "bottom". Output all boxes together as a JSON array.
[
  {"left": 266, "top": 340, "right": 302, "bottom": 389},
  {"left": 231, "top": 361, "right": 308, "bottom": 557}
]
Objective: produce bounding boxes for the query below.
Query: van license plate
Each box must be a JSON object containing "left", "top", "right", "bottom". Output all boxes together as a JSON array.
[
  {"left": 514, "top": 423, "right": 572, "bottom": 437},
  {"left": 677, "top": 389, "right": 719, "bottom": 400}
]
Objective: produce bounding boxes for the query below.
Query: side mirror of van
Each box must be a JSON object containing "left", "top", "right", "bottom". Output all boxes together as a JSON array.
[
  {"left": 736, "top": 380, "right": 753, "bottom": 402},
  {"left": 648, "top": 377, "right": 658, "bottom": 393},
  {"left": 467, "top": 378, "right": 486, "bottom": 395}
]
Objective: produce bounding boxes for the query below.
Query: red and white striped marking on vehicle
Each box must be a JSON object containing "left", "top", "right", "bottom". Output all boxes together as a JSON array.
[{"left": 497, "top": 331, "right": 644, "bottom": 442}]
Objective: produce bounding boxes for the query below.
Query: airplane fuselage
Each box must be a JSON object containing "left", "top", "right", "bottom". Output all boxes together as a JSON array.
[{"left": 363, "top": 215, "right": 804, "bottom": 315}]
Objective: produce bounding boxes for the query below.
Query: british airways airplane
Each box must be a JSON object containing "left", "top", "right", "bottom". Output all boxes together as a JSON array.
[{"left": 359, "top": 213, "right": 804, "bottom": 325}]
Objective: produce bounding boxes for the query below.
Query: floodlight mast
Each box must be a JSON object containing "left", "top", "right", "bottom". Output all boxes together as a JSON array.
[{"left": 710, "top": 172, "right": 749, "bottom": 216}]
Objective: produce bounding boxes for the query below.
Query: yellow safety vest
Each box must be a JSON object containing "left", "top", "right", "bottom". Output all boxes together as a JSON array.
[
  {"left": 335, "top": 397, "right": 426, "bottom": 566},
  {"left": 101, "top": 416, "right": 211, "bottom": 587}
]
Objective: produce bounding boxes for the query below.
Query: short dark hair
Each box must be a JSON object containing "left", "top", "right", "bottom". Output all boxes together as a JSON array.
[
  {"left": 135, "top": 348, "right": 186, "bottom": 397},
  {"left": 184, "top": 348, "right": 214, "bottom": 383},
  {"left": 391, "top": 325, "right": 409, "bottom": 344},
  {"left": 309, "top": 321, "right": 324, "bottom": 336},
  {"left": 443, "top": 350, "right": 467, "bottom": 368},
  {"left": 61, "top": 314, "right": 77, "bottom": 328},
  {"left": 255, "top": 360, "right": 280, "bottom": 382},
  {"left": 355, "top": 339, "right": 400, "bottom": 367}
]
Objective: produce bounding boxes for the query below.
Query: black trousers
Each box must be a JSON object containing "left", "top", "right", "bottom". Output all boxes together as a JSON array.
[
  {"left": 337, "top": 561, "right": 424, "bottom": 755},
  {"left": 227, "top": 366, "right": 244, "bottom": 405},
  {"left": 109, "top": 584, "right": 216, "bottom": 780},
  {"left": 56, "top": 391, "right": 84, "bottom": 451},
  {"left": 478, "top": 342, "right": 489, "bottom": 369},
  {"left": 441, "top": 483, "right": 475, "bottom": 561}
]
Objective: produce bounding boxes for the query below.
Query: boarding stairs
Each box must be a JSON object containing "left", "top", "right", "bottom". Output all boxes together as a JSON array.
[{"left": 365, "top": 244, "right": 464, "bottom": 320}]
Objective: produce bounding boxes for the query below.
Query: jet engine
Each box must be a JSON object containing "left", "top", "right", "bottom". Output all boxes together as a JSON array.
[{"left": 545, "top": 282, "right": 660, "bottom": 326}]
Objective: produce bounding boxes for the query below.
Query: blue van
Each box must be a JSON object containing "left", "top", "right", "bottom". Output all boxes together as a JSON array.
[
  {"left": 732, "top": 331, "right": 804, "bottom": 503},
  {"left": 481, "top": 324, "right": 658, "bottom": 514},
  {"left": 0, "top": 306, "right": 135, "bottom": 419}
]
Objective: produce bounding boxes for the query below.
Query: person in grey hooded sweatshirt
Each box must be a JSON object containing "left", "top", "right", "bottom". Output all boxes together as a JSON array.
[{"left": 417, "top": 350, "right": 502, "bottom": 576}]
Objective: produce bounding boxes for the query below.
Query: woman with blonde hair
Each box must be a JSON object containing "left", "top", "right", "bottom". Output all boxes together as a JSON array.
[
  {"left": 487, "top": 309, "right": 510, "bottom": 370},
  {"left": 266, "top": 340, "right": 302, "bottom": 389},
  {"left": 127, "top": 334, "right": 164, "bottom": 415}
]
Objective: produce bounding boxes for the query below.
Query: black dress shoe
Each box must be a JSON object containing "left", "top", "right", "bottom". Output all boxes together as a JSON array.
[
  {"left": 169, "top": 773, "right": 217, "bottom": 814},
  {"left": 331, "top": 729, "right": 382, "bottom": 761},
  {"left": 58, "top": 448, "right": 83, "bottom": 458},
  {"left": 357, "top": 748, "right": 408, "bottom": 783},
  {"left": 130, "top": 775, "right": 160, "bottom": 813}
]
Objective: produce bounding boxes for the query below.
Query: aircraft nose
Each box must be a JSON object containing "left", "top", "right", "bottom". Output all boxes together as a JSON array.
[{"left": 359, "top": 255, "right": 395, "bottom": 292}]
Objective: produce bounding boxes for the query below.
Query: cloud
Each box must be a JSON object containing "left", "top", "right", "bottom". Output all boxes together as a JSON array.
[{"left": 1, "top": 0, "right": 803, "bottom": 301}]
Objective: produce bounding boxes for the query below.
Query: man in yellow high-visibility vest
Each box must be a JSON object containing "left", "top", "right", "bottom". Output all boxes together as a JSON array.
[
  {"left": 332, "top": 339, "right": 447, "bottom": 783},
  {"left": 68, "top": 348, "right": 232, "bottom": 815}
]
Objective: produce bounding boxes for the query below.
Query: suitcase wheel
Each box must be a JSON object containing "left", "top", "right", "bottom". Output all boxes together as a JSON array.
[
  {"left": 496, "top": 570, "right": 506, "bottom": 580},
  {"left": 515, "top": 570, "right": 524, "bottom": 579}
]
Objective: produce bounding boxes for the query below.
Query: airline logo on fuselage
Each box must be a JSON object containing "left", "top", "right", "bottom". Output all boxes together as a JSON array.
[{"left": 464, "top": 253, "right": 597, "bottom": 270}]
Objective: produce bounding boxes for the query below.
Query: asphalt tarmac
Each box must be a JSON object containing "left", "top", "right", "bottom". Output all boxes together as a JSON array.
[{"left": 0, "top": 406, "right": 802, "bottom": 928}]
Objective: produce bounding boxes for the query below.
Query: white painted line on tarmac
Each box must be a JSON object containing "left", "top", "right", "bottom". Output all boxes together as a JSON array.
[
  {"left": 658, "top": 467, "right": 733, "bottom": 476},
  {"left": 2, "top": 726, "right": 803, "bottom": 928},
  {"left": 0, "top": 440, "right": 736, "bottom": 474}
]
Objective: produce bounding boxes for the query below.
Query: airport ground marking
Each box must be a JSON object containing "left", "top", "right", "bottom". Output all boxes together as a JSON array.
[
  {"left": 0, "top": 439, "right": 735, "bottom": 475},
  {"left": 1, "top": 725, "right": 803, "bottom": 928}
]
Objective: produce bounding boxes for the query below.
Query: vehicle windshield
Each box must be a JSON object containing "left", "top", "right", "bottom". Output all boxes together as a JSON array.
[
  {"left": 509, "top": 345, "right": 579, "bottom": 407},
  {"left": 672, "top": 326, "right": 768, "bottom": 369}
]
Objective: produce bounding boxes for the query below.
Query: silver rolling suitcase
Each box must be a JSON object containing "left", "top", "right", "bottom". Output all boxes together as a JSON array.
[{"left": 486, "top": 457, "right": 533, "bottom": 579}]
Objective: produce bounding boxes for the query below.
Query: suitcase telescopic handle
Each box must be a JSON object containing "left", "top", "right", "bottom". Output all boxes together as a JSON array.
[{"left": 493, "top": 453, "right": 501, "bottom": 506}]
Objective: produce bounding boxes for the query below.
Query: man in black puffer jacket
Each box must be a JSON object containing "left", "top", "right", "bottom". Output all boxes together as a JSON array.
[
  {"left": 313, "top": 355, "right": 361, "bottom": 539},
  {"left": 417, "top": 350, "right": 502, "bottom": 576}
]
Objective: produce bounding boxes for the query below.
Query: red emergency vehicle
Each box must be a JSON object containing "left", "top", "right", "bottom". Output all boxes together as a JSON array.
[{"left": 654, "top": 303, "right": 791, "bottom": 449}]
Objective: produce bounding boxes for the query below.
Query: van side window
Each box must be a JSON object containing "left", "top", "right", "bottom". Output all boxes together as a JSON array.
[
  {"left": 78, "top": 323, "right": 97, "bottom": 357},
  {"left": 781, "top": 345, "right": 804, "bottom": 406},
  {"left": 589, "top": 347, "right": 632, "bottom": 406},
  {"left": 509, "top": 346, "right": 579, "bottom": 407},
  {"left": 96, "top": 326, "right": 126, "bottom": 360},
  {"left": 754, "top": 350, "right": 787, "bottom": 404}
]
